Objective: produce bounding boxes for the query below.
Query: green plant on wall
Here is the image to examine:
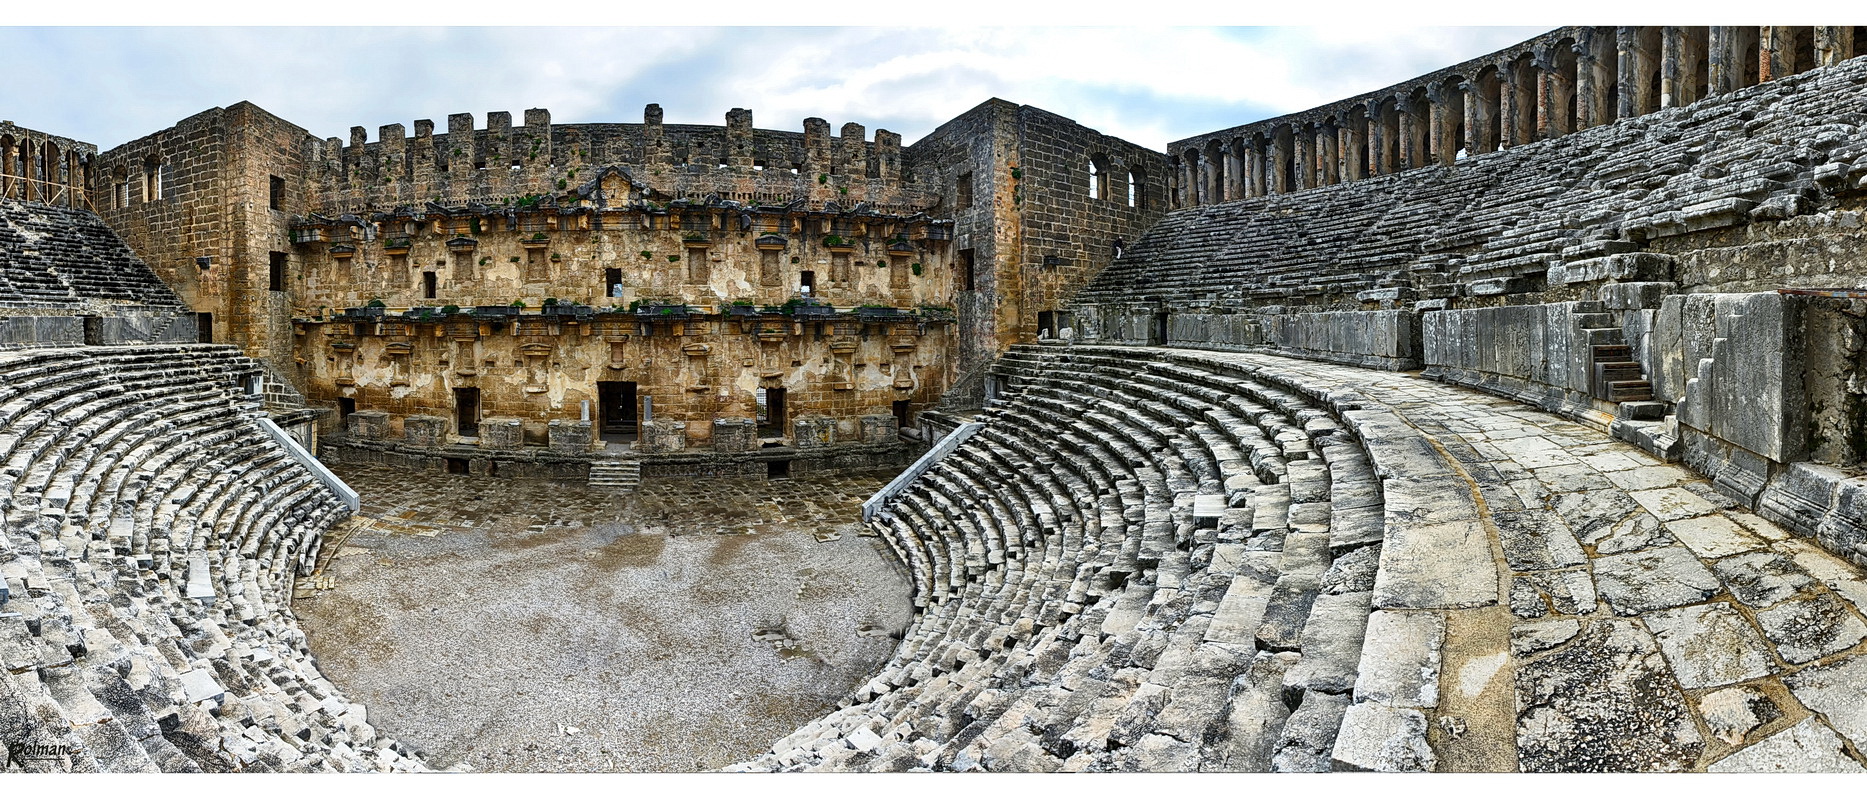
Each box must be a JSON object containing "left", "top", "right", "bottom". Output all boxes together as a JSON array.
[
  {"left": 366, "top": 298, "right": 386, "bottom": 308},
  {"left": 817, "top": 173, "right": 829, "bottom": 185},
  {"left": 911, "top": 262, "right": 923, "bottom": 276},
  {"left": 509, "top": 256, "right": 520, "bottom": 263},
  {"left": 441, "top": 304, "right": 461, "bottom": 315},
  {"left": 469, "top": 219, "right": 482, "bottom": 236},
  {"left": 640, "top": 250, "right": 654, "bottom": 260},
  {"left": 510, "top": 299, "right": 526, "bottom": 309},
  {"left": 668, "top": 254, "right": 681, "bottom": 263},
  {"left": 478, "top": 256, "right": 490, "bottom": 266}
]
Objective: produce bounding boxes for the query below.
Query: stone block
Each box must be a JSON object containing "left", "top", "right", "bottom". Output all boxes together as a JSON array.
[
  {"left": 345, "top": 411, "right": 389, "bottom": 440},
  {"left": 547, "top": 419, "right": 592, "bottom": 453},
  {"left": 639, "top": 419, "right": 686, "bottom": 453},
  {"left": 792, "top": 416, "right": 835, "bottom": 448},
  {"left": 403, "top": 415, "right": 447, "bottom": 447},
  {"left": 1598, "top": 281, "right": 1676, "bottom": 310},
  {"left": 712, "top": 417, "right": 759, "bottom": 453},
  {"left": 860, "top": 414, "right": 899, "bottom": 444},
  {"left": 480, "top": 417, "right": 523, "bottom": 449}
]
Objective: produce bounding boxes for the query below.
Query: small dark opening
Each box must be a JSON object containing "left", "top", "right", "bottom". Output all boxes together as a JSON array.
[
  {"left": 956, "top": 172, "right": 973, "bottom": 210},
  {"left": 454, "top": 387, "right": 480, "bottom": 437},
  {"left": 799, "top": 270, "right": 816, "bottom": 294},
  {"left": 758, "top": 387, "right": 787, "bottom": 437},
  {"left": 892, "top": 399, "right": 911, "bottom": 431},
  {"left": 767, "top": 459, "right": 791, "bottom": 479},
  {"left": 445, "top": 457, "right": 470, "bottom": 474},
  {"left": 1154, "top": 312, "right": 1170, "bottom": 344},
  {"left": 959, "top": 248, "right": 976, "bottom": 291},
  {"left": 1037, "top": 310, "right": 1055, "bottom": 338},
  {"left": 338, "top": 397, "right": 356, "bottom": 423},
  {"left": 605, "top": 268, "right": 623, "bottom": 298},
  {"left": 269, "top": 175, "right": 284, "bottom": 211},
  {"left": 196, "top": 312, "right": 213, "bottom": 343},
  {"left": 422, "top": 271, "right": 437, "bottom": 299},
  {"left": 269, "top": 251, "right": 288, "bottom": 292}
]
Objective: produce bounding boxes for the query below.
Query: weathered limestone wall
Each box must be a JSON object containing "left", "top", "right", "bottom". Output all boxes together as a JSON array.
[
  {"left": 904, "top": 100, "right": 1168, "bottom": 407},
  {"left": 91, "top": 102, "right": 310, "bottom": 364},
  {"left": 0, "top": 120, "right": 95, "bottom": 207},
  {"left": 305, "top": 106, "right": 934, "bottom": 215}
]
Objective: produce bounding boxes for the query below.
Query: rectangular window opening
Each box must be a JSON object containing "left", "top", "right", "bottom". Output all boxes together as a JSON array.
[
  {"left": 956, "top": 171, "right": 973, "bottom": 210},
  {"left": 269, "top": 251, "right": 288, "bottom": 292},
  {"left": 269, "top": 175, "right": 284, "bottom": 211}
]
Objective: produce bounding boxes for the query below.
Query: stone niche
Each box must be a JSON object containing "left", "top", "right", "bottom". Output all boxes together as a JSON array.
[
  {"left": 548, "top": 419, "right": 593, "bottom": 453},
  {"left": 792, "top": 416, "right": 836, "bottom": 448},
  {"left": 404, "top": 415, "right": 448, "bottom": 447},
  {"left": 346, "top": 411, "right": 389, "bottom": 439},
  {"left": 640, "top": 418, "right": 687, "bottom": 453},
  {"left": 481, "top": 417, "right": 524, "bottom": 450},
  {"left": 713, "top": 417, "right": 759, "bottom": 453},
  {"left": 860, "top": 414, "right": 899, "bottom": 444}
]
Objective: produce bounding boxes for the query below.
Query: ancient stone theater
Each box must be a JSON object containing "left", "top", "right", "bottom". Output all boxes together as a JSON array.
[{"left": 5, "top": 25, "right": 1867, "bottom": 772}]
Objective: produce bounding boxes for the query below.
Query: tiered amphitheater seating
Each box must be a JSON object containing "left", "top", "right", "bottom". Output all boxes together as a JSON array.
[
  {"left": 0, "top": 344, "right": 421, "bottom": 772},
  {"left": 0, "top": 201, "right": 185, "bottom": 308},
  {"left": 736, "top": 344, "right": 1398, "bottom": 772},
  {"left": 1076, "top": 59, "right": 1867, "bottom": 308}
]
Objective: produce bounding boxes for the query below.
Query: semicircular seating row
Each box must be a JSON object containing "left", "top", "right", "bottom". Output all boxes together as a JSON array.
[
  {"left": 737, "top": 343, "right": 1427, "bottom": 772},
  {"left": 0, "top": 344, "right": 422, "bottom": 772}
]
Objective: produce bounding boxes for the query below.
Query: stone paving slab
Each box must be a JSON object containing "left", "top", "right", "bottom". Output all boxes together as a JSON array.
[{"left": 1146, "top": 348, "right": 1867, "bottom": 773}]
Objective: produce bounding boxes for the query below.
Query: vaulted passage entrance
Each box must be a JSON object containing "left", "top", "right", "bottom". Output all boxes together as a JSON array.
[{"left": 597, "top": 380, "right": 638, "bottom": 443}]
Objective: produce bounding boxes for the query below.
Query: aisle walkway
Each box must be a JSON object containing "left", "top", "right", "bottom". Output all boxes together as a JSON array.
[{"left": 1173, "top": 347, "right": 1867, "bottom": 772}]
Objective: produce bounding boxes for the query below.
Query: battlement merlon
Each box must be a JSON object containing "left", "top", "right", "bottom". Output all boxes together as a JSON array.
[{"left": 301, "top": 105, "right": 933, "bottom": 215}]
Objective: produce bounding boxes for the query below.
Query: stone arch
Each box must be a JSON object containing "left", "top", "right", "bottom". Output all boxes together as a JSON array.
[
  {"left": 1434, "top": 76, "right": 1466, "bottom": 165},
  {"left": 1201, "top": 139, "right": 1225, "bottom": 202},
  {"left": 1374, "top": 97, "right": 1401, "bottom": 175},
  {"left": 1340, "top": 106, "right": 1369, "bottom": 180},
  {"left": 1470, "top": 65, "right": 1503, "bottom": 154},
  {"left": 1178, "top": 149, "right": 1199, "bottom": 207},
  {"left": 1583, "top": 27, "right": 1619, "bottom": 128},
  {"left": 1631, "top": 26, "right": 1664, "bottom": 116},
  {"left": 1547, "top": 37, "right": 1580, "bottom": 138},
  {"left": 1128, "top": 166, "right": 1145, "bottom": 209},
  {"left": 1270, "top": 124, "right": 1295, "bottom": 193},
  {"left": 1774, "top": 26, "right": 1818, "bottom": 78},
  {"left": 1508, "top": 53, "right": 1540, "bottom": 145},
  {"left": 0, "top": 134, "right": 13, "bottom": 200},
  {"left": 1402, "top": 86, "right": 1430, "bottom": 169},
  {"left": 1226, "top": 137, "right": 1247, "bottom": 200}
]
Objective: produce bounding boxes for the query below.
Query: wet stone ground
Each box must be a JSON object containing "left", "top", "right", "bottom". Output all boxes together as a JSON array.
[{"left": 294, "top": 465, "right": 914, "bottom": 772}]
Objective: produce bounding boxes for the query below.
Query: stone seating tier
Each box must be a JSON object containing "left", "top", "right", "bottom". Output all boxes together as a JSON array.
[
  {"left": 0, "top": 344, "right": 420, "bottom": 772},
  {"left": 1078, "top": 61, "right": 1867, "bottom": 309}
]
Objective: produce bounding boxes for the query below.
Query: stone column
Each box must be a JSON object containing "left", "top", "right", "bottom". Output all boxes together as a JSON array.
[
  {"left": 1535, "top": 52, "right": 1559, "bottom": 139},
  {"left": 1618, "top": 27, "right": 1650, "bottom": 118},
  {"left": 1340, "top": 116, "right": 1365, "bottom": 180},
  {"left": 1316, "top": 125, "right": 1339, "bottom": 185},
  {"left": 1245, "top": 141, "right": 1266, "bottom": 197},
  {"left": 1816, "top": 26, "right": 1851, "bottom": 67},
  {"left": 1396, "top": 98, "right": 1419, "bottom": 171},
  {"left": 1269, "top": 135, "right": 1289, "bottom": 193},
  {"left": 1661, "top": 27, "right": 1684, "bottom": 108},
  {"left": 1575, "top": 48, "right": 1602, "bottom": 131},
  {"left": 1709, "top": 26, "right": 1738, "bottom": 95},
  {"left": 1293, "top": 130, "right": 1313, "bottom": 190},
  {"left": 1223, "top": 145, "right": 1243, "bottom": 201}
]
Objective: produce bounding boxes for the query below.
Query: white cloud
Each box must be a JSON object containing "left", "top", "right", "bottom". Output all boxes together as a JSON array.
[{"left": 0, "top": 26, "right": 1550, "bottom": 152}]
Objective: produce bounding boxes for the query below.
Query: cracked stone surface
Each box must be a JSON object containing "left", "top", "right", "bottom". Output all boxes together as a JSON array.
[{"left": 1514, "top": 620, "right": 1703, "bottom": 772}]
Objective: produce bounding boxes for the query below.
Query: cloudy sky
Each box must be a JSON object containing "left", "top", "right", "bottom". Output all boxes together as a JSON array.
[{"left": 1, "top": 25, "right": 1561, "bottom": 153}]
